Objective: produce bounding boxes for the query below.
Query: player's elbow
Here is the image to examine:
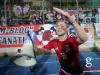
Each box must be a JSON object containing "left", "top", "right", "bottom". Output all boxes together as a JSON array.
[{"left": 82, "top": 35, "right": 88, "bottom": 43}]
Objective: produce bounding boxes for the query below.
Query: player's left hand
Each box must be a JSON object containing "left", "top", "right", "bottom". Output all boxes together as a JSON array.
[{"left": 53, "top": 7, "right": 76, "bottom": 23}]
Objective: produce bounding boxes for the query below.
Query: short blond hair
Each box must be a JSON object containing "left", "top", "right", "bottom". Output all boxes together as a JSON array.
[{"left": 56, "top": 20, "right": 68, "bottom": 28}]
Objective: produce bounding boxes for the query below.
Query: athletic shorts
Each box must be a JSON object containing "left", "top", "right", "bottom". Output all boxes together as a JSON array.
[{"left": 59, "top": 65, "right": 84, "bottom": 75}]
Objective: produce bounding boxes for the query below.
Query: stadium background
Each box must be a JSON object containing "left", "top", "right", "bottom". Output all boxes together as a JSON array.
[{"left": 0, "top": 0, "right": 100, "bottom": 75}]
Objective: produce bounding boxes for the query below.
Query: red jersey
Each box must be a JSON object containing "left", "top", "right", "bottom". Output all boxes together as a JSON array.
[{"left": 44, "top": 35, "right": 81, "bottom": 68}]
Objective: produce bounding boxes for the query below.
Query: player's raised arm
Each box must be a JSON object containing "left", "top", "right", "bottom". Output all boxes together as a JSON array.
[{"left": 53, "top": 7, "right": 88, "bottom": 44}]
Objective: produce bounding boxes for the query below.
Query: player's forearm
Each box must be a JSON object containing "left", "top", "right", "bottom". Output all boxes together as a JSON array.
[
  {"left": 37, "top": 45, "right": 50, "bottom": 53},
  {"left": 72, "top": 21, "right": 88, "bottom": 42}
]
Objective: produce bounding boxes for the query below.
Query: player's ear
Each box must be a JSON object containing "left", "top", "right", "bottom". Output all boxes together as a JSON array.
[{"left": 55, "top": 29, "right": 57, "bottom": 35}]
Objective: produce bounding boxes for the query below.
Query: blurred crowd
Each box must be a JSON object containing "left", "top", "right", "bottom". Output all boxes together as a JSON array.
[{"left": 0, "top": 7, "right": 100, "bottom": 26}]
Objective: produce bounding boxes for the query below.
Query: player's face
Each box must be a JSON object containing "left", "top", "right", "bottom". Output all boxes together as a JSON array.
[{"left": 56, "top": 21, "right": 68, "bottom": 36}]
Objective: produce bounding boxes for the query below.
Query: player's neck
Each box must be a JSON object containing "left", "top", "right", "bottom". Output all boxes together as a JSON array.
[{"left": 59, "top": 34, "right": 68, "bottom": 41}]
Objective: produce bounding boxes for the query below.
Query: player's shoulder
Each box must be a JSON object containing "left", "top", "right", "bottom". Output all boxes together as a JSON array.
[
  {"left": 67, "top": 34, "right": 78, "bottom": 43},
  {"left": 50, "top": 37, "right": 59, "bottom": 42},
  {"left": 68, "top": 34, "right": 77, "bottom": 38}
]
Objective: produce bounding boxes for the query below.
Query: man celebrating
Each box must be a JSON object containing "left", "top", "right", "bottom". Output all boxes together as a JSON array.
[{"left": 37, "top": 7, "right": 87, "bottom": 75}]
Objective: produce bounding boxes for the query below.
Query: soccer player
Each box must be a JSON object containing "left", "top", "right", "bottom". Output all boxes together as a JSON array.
[{"left": 37, "top": 7, "right": 87, "bottom": 75}]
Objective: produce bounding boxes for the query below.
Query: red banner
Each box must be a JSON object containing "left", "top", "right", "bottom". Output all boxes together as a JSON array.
[{"left": 0, "top": 24, "right": 56, "bottom": 48}]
